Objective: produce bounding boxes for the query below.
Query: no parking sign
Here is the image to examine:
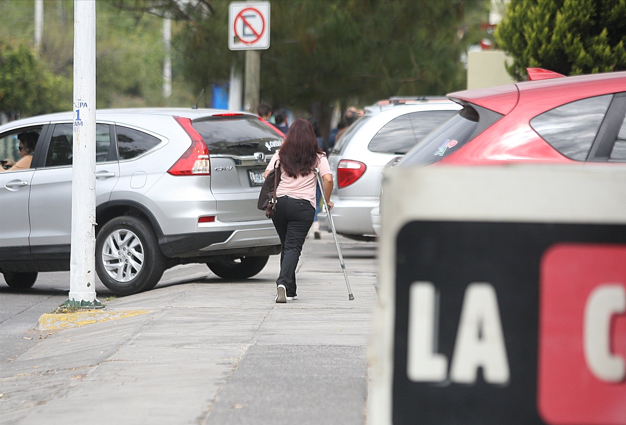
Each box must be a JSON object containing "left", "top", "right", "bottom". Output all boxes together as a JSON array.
[
  {"left": 229, "top": 2, "right": 270, "bottom": 50},
  {"left": 369, "top": 165, "right": 626, "bottom": 425}
]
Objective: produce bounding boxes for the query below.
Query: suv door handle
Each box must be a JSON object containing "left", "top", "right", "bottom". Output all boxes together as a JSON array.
[
  {"left": 5, "top": 180, "right": 28, "bottom": 189},
  {"left": 95, "top": 171, "right": 116, "bottom": 179}
]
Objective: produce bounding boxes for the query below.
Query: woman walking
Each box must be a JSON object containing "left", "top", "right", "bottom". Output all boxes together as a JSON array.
[{"left": 264, "top": 119, "right": 334, "bottom": 303}]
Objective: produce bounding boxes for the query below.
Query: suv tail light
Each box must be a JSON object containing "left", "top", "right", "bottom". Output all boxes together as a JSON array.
[
  {"left": 337, "top": 160, "right": 366, "bottom": 188},
  {"left": 168, "top": 116, "right": 211, "bottom": 176}
]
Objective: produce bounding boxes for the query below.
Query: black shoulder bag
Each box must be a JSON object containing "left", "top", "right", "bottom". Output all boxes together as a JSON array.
[{"left": 257, "top": 160, "right": 281, "bottom": 218}]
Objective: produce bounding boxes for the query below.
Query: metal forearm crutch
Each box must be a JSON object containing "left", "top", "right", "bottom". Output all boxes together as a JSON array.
[{"left": 315, "top": 168, "right": 354, "bottom": 301}]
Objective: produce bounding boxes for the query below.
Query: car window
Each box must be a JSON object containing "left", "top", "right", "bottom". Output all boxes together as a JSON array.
[
  {"left": 368, "top": 110, "right": 458, "bottom": 154},
  {"left": 530, "top": 95, "right": 613, "bottom": 161},
  {"left": 410, "top": 110, "right": 459, "bottom": 141},
  {"left": 331, "top": 115, "right": 373, "bottom": 155},
  {"left": 116, "top": 126, "right": 162, "bottom": 160},
  {"left": 45, "top": 123, "right": 111, "bottom": 167},
  {"left": 0, "top": 126, "right": 43, "bottom": 171},
  {"left": 191, "top": 116, "right": 283, "bottom": 156},
  {"left": 400, "top": 106, "right": 480, "bottom": 167},
  {"left": 609, "top": 113, "right": 626, "bottom": 161}
]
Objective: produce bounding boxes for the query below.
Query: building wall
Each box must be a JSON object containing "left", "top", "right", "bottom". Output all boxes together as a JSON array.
[{"left": 467, "top": 50, "right": 516, "bottom": 90}]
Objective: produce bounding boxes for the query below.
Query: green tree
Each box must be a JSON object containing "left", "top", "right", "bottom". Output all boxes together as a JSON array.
[
  {"left": 495, "top": 0, "right": 626, "bottom": 80},
  {"left": 0, "top": 42, "right": 69, "bottom": 118},
  {"left": 0, "top": 0, "right": 195, "bottom": 114},
  {"left": 163, "top": 0, "right": 489, "bottom": 137},
  {"left": 172, "top": 0, "right": 488, "bottom": 104}
]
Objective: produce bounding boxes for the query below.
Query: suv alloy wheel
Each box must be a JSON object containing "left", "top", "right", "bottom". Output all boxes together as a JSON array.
[{"left": 95, "top": 216, "right": 166, "bottom": 295}]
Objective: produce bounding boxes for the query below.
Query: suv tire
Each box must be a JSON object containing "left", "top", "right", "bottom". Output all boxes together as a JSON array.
[
  {"left": 3, "top": 272, "right": 38, "bottom": 289},
  {"left": 96, "top": 216, "right": 166, "bottom": 295},
  {"left": 207, "top": 256, "right": 269, "bottom": 279}
]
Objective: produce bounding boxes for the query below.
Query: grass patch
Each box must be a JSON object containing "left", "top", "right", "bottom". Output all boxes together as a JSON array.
[{"left": 50, "top": 306, "right": 103, "bottom": 314}]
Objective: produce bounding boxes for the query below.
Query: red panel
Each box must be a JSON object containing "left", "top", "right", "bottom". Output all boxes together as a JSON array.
[
  {"left": 527, "top": 68, "right": 566, "bottom": 81},
  {"left": 448, "top": 84, "right": 519, "bottom": 115},
  {"left": 538, "top": 244, "right": 626, "bottom": 425}
]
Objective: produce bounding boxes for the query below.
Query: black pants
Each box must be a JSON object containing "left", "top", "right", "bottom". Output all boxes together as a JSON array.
[{"left": 271, "top": 196, "right": 315, "bottom": 296}]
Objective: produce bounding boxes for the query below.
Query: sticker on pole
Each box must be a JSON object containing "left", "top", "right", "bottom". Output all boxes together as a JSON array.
[{"left": 229, "top": 2, "right": 270, "bottom": 51}]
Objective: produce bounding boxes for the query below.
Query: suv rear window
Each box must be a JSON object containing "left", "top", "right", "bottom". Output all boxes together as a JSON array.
[
  {"left": 116, "top": 126, "right": 162, "bottom": 160},
  {"left": 530, "top": 94, "right": 613, "bottom": 161},
  {"left": 192, "top": 116, "right": 283, "bottom": 156},
  {"left": 401, "top": 105, "right": 500, "bottom": 167},
  {"left": 368, "top": 110, "right": 458, "bottom": 154}
]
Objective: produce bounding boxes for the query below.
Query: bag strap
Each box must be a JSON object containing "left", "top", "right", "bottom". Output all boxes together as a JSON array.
[{"left": 271, "top": 160, "right": 280, "bottom": 205}]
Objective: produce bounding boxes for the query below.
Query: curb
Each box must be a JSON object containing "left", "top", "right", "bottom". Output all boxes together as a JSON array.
[{"left": 37, "top": 309, "right": 153, "bottom": 331}]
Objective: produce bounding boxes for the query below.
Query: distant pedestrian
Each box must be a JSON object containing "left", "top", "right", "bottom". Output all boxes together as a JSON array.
[
  {"left": 264, "top": 119, "right": 333, "bottom": 303},
  {"left": 328, "top": 120, "right": 346, "bottom": 151},
  {"left": 257, "top": 103, "right": 272, "bottom": 121},
  {"left": 274, "top": 109, "right": 289, "bottom": 134},
  {"left": 335, "top": 107, "right": 359, "bottom": 144}
]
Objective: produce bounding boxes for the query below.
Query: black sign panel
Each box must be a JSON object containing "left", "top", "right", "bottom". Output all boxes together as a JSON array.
[{"left": 392, "top": 221, "right": 626, "bottom": 425}]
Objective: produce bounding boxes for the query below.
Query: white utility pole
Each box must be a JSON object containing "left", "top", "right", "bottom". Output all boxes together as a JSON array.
[
  {"left": 67, "top": 0, "right": 100, "bottom": 308},
  {"left": 34, "top": 0, "right": 43, "bottom": 55},
  {"left": 228, "top": 65, "right": 243, "bottom": 111},
  {"left": 163, "top": 15, "right": 172, "bottom": 99}
]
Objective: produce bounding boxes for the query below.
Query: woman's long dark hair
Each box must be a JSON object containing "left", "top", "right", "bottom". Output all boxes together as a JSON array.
[{"left": 279, "top": 118, "right": 322, "bottom": 177}]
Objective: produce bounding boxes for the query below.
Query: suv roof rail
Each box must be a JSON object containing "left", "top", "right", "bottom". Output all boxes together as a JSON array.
[{"left": 373, "top": 96, "right": 449, "bottom": 106}]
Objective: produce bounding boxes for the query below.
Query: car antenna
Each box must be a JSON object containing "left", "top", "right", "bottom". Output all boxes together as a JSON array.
[{"left": 192, "top": 88, "right": 206, "bottom": 110}]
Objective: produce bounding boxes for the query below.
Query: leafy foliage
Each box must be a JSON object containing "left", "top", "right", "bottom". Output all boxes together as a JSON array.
[
  {"left": 0, "top": 0, "right": 195, "bottom": 118},
  {"left": 495, "top": 0, "right": 626, "bottom": 80},
  {"left": 173, "top": 0, "right": 489, "bottom": 109},
  {"left": 0, "top": 42, "right": 69, "bottom": 118}
]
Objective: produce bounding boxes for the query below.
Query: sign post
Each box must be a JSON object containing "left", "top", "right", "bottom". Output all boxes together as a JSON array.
[
  {"left": 229, "top": 1, "right": 270, "bottom": 113},
  {"left": 370, "top": 165, "right": 626, "bottom": 425}
]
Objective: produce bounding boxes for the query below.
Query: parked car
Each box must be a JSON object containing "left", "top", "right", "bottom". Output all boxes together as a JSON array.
[
  {"left": 372, "top": 69, "right": 626, "bottom": 234},
  {"left": 0, "top": 108, "right": 284, "bottom": 295},
  {"left": 320, "top": 99, "right": 460, "bottom": 240}
]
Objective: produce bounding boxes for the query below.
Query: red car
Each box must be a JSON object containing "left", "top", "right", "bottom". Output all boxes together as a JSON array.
[{"left": 399, "top": 69, "right": 626, "bottom": 167}]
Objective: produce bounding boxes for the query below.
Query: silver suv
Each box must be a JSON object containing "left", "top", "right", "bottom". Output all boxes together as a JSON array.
[
  {"left": 0, "top": 108, "right": 283, "bottom": 295},
  {"left": 321, "top": 99, "right": 460, "bottom": 240}
]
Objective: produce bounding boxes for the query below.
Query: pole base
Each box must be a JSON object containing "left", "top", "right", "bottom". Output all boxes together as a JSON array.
[
  {"left": 349, "top": 294, "right": 355, "bottom": 301},
  {"left": 62, "top": 299, "right": 104, "bottom": 309}
]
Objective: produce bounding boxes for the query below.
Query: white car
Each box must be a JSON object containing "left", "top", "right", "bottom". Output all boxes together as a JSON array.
[{"left": 320, "top": 99, "right": 460, "bottom": 240}]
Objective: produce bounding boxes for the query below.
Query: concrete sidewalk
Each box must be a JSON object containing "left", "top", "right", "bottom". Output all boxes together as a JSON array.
[{"left": 0, "top": 236, "right": 378, "bottom": 425}]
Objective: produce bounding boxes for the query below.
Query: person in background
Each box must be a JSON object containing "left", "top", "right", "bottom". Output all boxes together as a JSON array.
[
  {"left": 264, "top": 119, "right": 333, "bottom": 303},
  {"left": 257, "top": 103, "right": 272, "bottom": 121},
  {"left": 1, "top": 132, "right": 38, "bottom": 172},
  {"left": 334, "top": 107, "right": 359, "bottom": 144},
  {"left": 328, "top": 120, "right": 346, "bottom": 151},
  {"left": 274, "top": 109, "right": 289, "bottom": 134}
]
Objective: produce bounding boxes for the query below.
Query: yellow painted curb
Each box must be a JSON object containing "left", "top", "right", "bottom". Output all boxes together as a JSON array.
[{"left": 37, "top": 310, "right": 152, "bottom": 331}]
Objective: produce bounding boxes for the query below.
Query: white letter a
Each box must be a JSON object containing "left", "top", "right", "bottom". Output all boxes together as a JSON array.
[{"left": 449, "top": 283, "right": 510, "bottom": 384}]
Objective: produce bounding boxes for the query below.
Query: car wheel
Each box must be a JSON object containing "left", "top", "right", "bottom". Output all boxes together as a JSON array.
[
  {"left": 3, "top": 272, "right": 38, "bottom": 289},
  {"left": 95, "top": 216, "right": 166, "bottom": 295},
  {"left": 206, "top": 256, "right": 269, "bottom": 279}
]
